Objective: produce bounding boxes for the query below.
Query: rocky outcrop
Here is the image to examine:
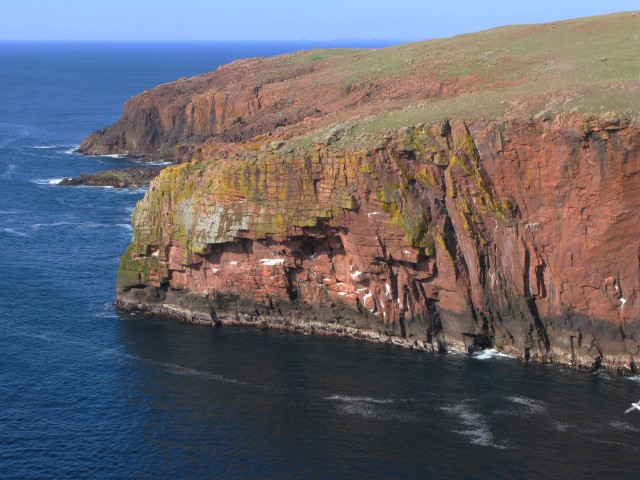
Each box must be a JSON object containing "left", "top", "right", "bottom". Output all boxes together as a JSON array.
[
  {"left": 88, "top": 12, "right": 640, "bottom": 373},
  {"left": 60, "top": 166, "right": 166, "bottom": 188}
]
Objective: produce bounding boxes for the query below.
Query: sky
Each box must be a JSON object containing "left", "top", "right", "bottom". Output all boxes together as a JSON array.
[{"left": 1, "top": 0, "right": 639, "bottom": 41}]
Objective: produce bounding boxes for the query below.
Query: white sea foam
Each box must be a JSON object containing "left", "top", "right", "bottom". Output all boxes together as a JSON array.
[
  {"left": 83, "top": 221, "right": 118, "bottom": 228},
  {"left": 328, "top": 395, "right": 417, "bottom": 422},
  {"left": 115, "top": 187, "right": 148, "bottom": 195},
  {"left": 1, "top": 163, "right": 17, "bottom": 177},
  {"left": 552, "top": 420, "right": 571, "bottom": 432},
  {"left": 609, "top": 420, "right": 640, "bottom": 433},
  {"left": 32, "top": 178, "right": 64, "bottom": 185},
  {"left": 103, "top": 349, "right": 140, "bottom": 362},
  {"left": 91, "top": 339, "right": 239, "bottom": 384},
  {"left": 87, "top": 186, "right": 144, "bottom": 196},
  {"left": 32, "top": 220, "right": 75, "bottom": 229},
  {"left": 93, "top": 310, "right": 119, "bottom": 319},
  {"left": 31, "top": 219, "right": 132, "bottom": 231},
  {"left": 592, "top": 438, "right": 640, "bottom": 453},
  {"left": 19, "top": 332, "right": 58, "bottom": 342},
  {"left": 74, "top": 185, "right": 147, "bottom": 194},
  {"left": 145, "top": 160, "right": 173, "bottom": 166},
  {"left": 506, "top": 396, "right": 548, "bottom": 414},
  {"left": 441, "top": 403, "right": 509, "bottom": 449},
  {"left": 0, "top": 228, "right": 28, "bottom": 237},
  {"left": 472, "top": 349, "right": 515, "bottom": 360},
  {"left": 141, "top": 358, "right": 245, "bottom": 385},
  {"left": 31, "top": 144, "right": 61, "bottom": 149},
  {"left": 97, "top": 153, "right": 130, "bottom": 159},
  {"left": 326, "top": 395, "right": 395, "bottom": 404},
  {"left": 336, "top": 402, "right": 381, "bottom": 419},
  {"left": 63, "top": 146, "right": 80, "bottom": 155},
  {"left": 163, "top": 364, "right": 244, "bottom": 384}
]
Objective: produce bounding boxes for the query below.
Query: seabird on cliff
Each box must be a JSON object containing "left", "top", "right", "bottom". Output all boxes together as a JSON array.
[{"left": 624, "top": 400, "right": 640, "bottom": 414}]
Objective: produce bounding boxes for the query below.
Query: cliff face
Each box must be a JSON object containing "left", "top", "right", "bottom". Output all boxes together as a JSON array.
[
  {"left": 117, "top": 113, "right": 640, "bottom": 372},
  {"left": 90, "top": 12, "right": 640, "bottom": 373}
]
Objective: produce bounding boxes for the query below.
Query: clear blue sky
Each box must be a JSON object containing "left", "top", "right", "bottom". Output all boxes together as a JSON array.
[{"left": 2, "top": 0, "right": 639, "bottom": 41}]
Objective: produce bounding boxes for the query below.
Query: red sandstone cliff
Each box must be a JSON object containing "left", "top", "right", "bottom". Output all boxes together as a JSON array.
[
  {"left": 87, "top": 13, "right": 640, "bottom": 373},
  {"left": 116, "top": 114, "right": 640, "bottom": 373}
]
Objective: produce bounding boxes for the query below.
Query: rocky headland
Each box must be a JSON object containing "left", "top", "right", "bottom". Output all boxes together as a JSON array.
[
  {"left": 60, "top": 166, "right": 166, "bottom": 188},
  {"left": 85, "top": 12, "right": 640, "bottom": 373}
]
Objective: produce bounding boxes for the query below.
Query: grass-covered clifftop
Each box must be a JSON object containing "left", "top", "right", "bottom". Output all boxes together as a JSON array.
[{"left": 80, "top": 12, "right": 640, "bottom": 160}]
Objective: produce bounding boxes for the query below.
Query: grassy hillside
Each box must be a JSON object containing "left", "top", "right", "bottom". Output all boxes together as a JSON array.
[
  {"left": 82, "top": 12, "right": 640, "bottom": 159},
  {"left": 287, "top": 11, "right": 640, "bottom": 132}
]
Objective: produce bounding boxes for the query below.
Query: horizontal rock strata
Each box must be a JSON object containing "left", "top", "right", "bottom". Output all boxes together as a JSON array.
[{"left": 117, "top": 114, "right": 640, "bottom": 374}]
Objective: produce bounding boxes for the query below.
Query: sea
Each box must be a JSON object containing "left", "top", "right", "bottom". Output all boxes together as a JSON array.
[{"left": 0, "top": 42, "right": 639, "bottom": 479}]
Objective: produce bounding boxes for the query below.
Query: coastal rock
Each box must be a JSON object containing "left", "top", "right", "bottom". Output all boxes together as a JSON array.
[
  {"left": 116, "top": 114, "right": 640, "bottom": 373},
  {"left": 60, "top": 166, "right": 166, "bottom": 188},
  {"left": 84, "top": 13, "right": 640, "bottom": 373}
]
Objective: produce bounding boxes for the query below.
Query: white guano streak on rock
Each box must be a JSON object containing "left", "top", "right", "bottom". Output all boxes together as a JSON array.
[{"left": 260, "top": 258, "right": 285, "bottom": 266}]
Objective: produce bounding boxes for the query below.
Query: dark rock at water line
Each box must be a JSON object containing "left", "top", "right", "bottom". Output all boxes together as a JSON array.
[{"left": 60, "top": 166, "right": 166, "bottom": 188}]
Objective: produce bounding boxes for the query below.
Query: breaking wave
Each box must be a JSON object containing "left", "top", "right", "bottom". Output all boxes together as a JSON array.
[
  {"left": 472, "top": 349, "right": 515, "bottom": 360},
  {"left": 145, "top": 160, "right": 173, "bottom": 166},
  {"left": 32, "top": 178, "right": 64, "bottom": 185}
]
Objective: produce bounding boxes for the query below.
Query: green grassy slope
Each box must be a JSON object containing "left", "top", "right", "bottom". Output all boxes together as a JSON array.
[{"left": 284, "top": 11, "right": 639, "bottom": 134}]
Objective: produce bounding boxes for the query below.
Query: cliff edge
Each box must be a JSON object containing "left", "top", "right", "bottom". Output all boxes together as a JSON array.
[{"left": 92, "top": 13, "right": 640, "bottom": 373}]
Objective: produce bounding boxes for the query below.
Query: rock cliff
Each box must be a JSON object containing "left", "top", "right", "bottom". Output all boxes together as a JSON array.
[{"left": 90, "top": 13, "right": 640, "bottom": 373}]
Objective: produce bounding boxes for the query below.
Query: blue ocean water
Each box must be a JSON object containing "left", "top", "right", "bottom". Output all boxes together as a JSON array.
[{"left": 0, "top": 42, "right": 639, "bottom": 479}]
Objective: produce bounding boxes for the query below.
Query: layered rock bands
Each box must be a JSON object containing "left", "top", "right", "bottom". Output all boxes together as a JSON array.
[{"left": 116, "top": 114, "right": 640, "bottom": 373}]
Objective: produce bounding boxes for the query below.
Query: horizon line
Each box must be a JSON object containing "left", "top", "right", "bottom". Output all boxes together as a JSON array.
[{"left": 0, "top": 38, "right": 416, "bottom": 44}]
